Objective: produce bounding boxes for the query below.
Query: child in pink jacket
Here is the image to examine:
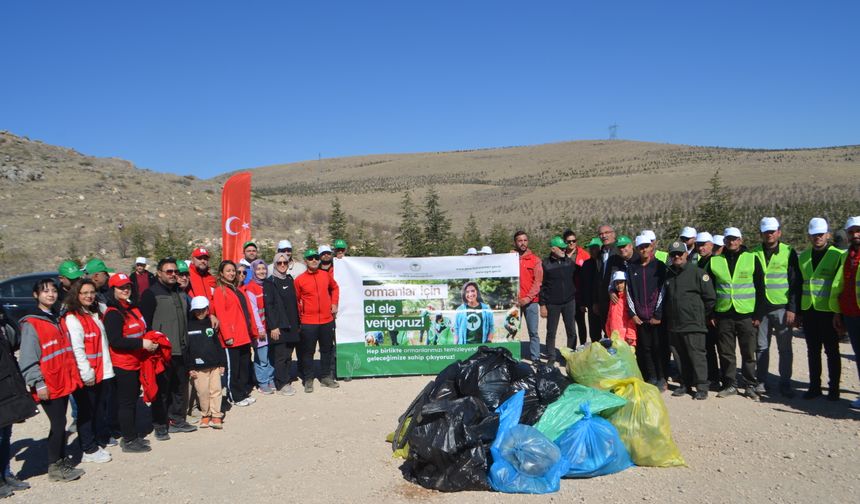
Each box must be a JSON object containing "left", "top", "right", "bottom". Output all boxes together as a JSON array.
[{"left": 605, "top": 271, "right": 638, "bottom": 346}]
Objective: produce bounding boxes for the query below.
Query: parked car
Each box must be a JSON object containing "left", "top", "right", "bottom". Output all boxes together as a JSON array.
[{"left": 0, "top": 272, "right": 58, "bottom": 327}]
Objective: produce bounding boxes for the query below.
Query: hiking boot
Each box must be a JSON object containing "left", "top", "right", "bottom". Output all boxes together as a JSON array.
[
  {"left": 671, "top": 386, "right": 688, "bottom": 397},
  {"left": 745, "top": 388, "right": 761, "bottom": 402},
  {"left": 716, "top": 385, "right": 738, "bottom": 398},
  {"left": 802, "top": 388, "right": 822, "bottom": 400},
  {"left": 120, "top": 438, "right": 151, "bottom": 453},
  {"left": 3, "top": 474, "right": 30, "bottom": 491},
  {"left": 304, "top": 381, "right": 314, "bottom": 393},
  {"left": 210, "top": 418, "right": 223, "bottom": 430},
  {"left": 168, "top": 419, "right": 198, "bottom": 433},
  {"left": 47, "top": 459, "right": 84, "bottom": 482},
  {"left": 779, "top": 384, "right": 796, "bottom": 398},
  {"left": 81, "top": 447, "right": 111, "bottom": 464},
  {"left": 153, "top": 425, "right": 171, "bottom": 441},
  {"left": 279, "top": 384, "right": 296, "bottom": 396},
  {"left": 694, "top": 390, "right": 708, "bottom": 400},
  {"left": 199, "top": 417, "right": 211, "bottom": 428},
  {"left": 320, "top": 377, "right": 340, "bottom": 389}
]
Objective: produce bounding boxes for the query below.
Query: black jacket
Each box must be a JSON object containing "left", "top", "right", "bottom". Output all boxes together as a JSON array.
[
  {"left": 626, "top": 259, "right": 667, "bottom": 321},
  {"left": 263, "top": 276, "right": 300, "bottom": 344},
  {"left": 185, "top": 317, "right": 225, "bottom": 370},
  {"left": 0, "top": 323, "right": 38, "bottom": 428},
  {"left": 664, "top": 262, "right": 716, "bottom": 334},
  {"left": 539, "top": 254, "right": 576, "bottom": 306}
]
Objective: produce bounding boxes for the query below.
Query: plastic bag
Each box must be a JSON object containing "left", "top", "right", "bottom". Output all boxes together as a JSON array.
[
  {"left": 456, "top": 346, "right": 519, "bottom": 409},
  {"left": 556, "top": 403, "right": 633, "bottom": 478},
  {"left": 534, "top": 383, "right": 627, "bottom": 441},
  {"left": 561, "top": 335, "right": 642, "bottom": 389},
  {"left": 406, "top": 396, "right": 499, "bottom": 491},
  {"left": 489, "top": 391, "right": 570, "bottom": 494},
  {"left": 602, "top": 377, "right": 686, "bottom": 467},
  {"left": 512, "top": 362, "right": 571, "bottom": 425}
]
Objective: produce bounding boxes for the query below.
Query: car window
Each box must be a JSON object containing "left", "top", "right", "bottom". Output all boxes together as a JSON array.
[
  {"left": 12, "top": 278, "right": 39, "bottom": 297},
  {"left": 0, "top": 281, "right": 13, "bottom": 298}
]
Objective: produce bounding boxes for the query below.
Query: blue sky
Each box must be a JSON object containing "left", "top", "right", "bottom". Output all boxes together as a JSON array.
[{"left": 2, "top": 1, "right": 857, "bottom": 178}]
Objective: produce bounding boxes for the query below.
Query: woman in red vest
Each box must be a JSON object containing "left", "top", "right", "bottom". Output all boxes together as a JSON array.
[
  {"left": 210, "top": 260, "right": 256, "bottom": 407},
  {"left": 18, "top": 279, "right": 85, "bottom": 482},
  {"left": 103, "top": 273, "right": 159, "bottom": 453},
  {"left": 62, "top": 279, "right": 115, "bottom": 464}
]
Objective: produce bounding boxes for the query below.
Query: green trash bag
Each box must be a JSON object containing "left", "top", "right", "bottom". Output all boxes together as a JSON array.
[
  {"left": 601, "top": 377, "right": 686, "bottom": 467},
  {"left": 561, "top": 334, "right": 642, "bottom": 389},
  {"left": 534, "top": 384, "right": 627, "bottom": 441}
]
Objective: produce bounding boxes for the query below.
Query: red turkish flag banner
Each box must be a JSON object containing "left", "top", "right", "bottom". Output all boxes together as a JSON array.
[{"left": 221, "top": 172, "right": 252, "bottom": 263}]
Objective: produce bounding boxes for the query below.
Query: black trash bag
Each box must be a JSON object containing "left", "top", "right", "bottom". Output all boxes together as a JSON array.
[
  {"left": 405, "top": 396, "right": 500, "bottom": 492},
  {"left": 512, "top": 363, "right": 570, "bottom": 425},
  {"left": 456, "top": 346, "right": 519, "bottom": 409}
]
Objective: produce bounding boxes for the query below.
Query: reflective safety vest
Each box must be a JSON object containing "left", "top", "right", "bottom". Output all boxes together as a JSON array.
[
  {"left": 19, "top": 314, "right": 83, "bottom": 401},
  {"left": 61, "top": 312, "right": 106, "bottom": 383},
  {"left": 105, "top": 306, "right": 147, "bottom": 371},
  {"left": 655, "top": 250, "right": 669, "bottom": 264},
  {"left": 799, "top": 246, "right": 844, "bottom": 312},
  {"left": 752, "top": 243, "right": 791, "bottom": 305},
  {"left": 710, "top": 253, "right": 756, "bottom": 314}
]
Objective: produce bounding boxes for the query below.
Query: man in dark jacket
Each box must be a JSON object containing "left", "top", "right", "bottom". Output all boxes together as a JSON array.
[
  {"left": 663, "top": 241, "right": 717, "bottom": 400},
  {"left": 580, "top": 238, "right": 603, "bottom": 342},
  {"left": 591, "top": 225, "right": 619, "bottom": 335},
  {"left": 627, "top": 235, "right": 668, "bottom": 389},
  {"left": 539, "top": 236, "right": 577, "bottom": 363},
  {"left": 130, "top": 257, "right": 156, "bottom": 303},
  {"left": 0, "top": 314, "right": 36, "bottom": 497},
  {"left": 140, "top": 258, "right": 195, "bottom": 436}
]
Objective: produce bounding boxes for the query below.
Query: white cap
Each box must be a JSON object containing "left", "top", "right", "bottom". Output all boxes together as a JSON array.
[
  {"left": 695, "top": 232, "right": 713, "bottom": 243},
  {"left": 808, "top": 217, "right": 828, "bottom": 235},
  {"left": 713, "top": 235, "right": 725, "bottom": 247},
  {"left": 635, "top": 235, "right": 652, "bottom": 247},
  {"left": 465, "top": 247, "right": 478, "bottom": 256},
  {"left": 680, "top": 227, "right": 697, "bottom": 239},
  {"left": 724, "top": 227, "right": 742, "bottom": 238},
  {"left": 759, "top": 217, "right": 780, "bottom": 233},
  {"left": 845, "top": 216, "right": 860, "bottom": 230},
  {"left": 611, "top": 271, "right": 627, "bottom": 283},
  {"left": 239, "top": 258, "right": 252, "bottom": 267},
  {"left": 641, "top": 230, "right": 657, "bottom": 242},
  {"left": 277, "top": 239, "right": 293, "bottom": 250},
  {"left": 479, "top": 245, "right": 493, "bottom": 255},
  {"left": 135, "top": 257, "right": 147, "bottom": 265},
  {"left": 319, "top": 245, "right": 333, "bottom": 254},
  {"left": 190, "top": 296, "right": 209, "bottom": 311}
]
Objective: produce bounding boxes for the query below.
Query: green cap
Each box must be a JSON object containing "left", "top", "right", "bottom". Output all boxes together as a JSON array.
[
  {"left": 586, "top": 237, "right": 602, "bottom": 248},
  {"left": 177, "top": 261, "right": 189, "bottom": 274},
  {"left": 58, "top": 260, "right": 83, "bottom": 280},
  {"left": 304, "top": 248, "right": 319, "bottom": 259},
  {"left": 549, "top": 236, "right": 566, "bottom": 249},
  {"left": 84, "top": 258, "right": 114, "bottom": 274},
  {"left": 242, "top": 241, "right": 257, "bottom": 250},
  {"left": 333, "top": 239, "right": 347, "bottom": 250},
  {"left": 616, "top": 235, "right": 633, "bottom": 247}
]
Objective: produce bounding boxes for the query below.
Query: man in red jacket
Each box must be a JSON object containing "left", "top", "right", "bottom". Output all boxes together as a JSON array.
[
  {"left": 188, "top": 248, "right": 216, "bottom": 300},
  {"left": 515, "top": 231, "right": 543, "bottom": 362},
  {"left": 294, "top": 249, "right": 340, "bottom": 393}
]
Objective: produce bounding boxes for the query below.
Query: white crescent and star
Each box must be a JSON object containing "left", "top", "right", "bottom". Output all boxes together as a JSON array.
[{"left": 225, "top": 216, "right": 249, "bottom": 236}]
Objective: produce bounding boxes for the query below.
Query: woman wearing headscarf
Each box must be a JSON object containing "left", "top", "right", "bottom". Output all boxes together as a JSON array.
[
  {"left": 263, "top": 252, "right": 301, "bottom": 396},
  {"left": 210, "top": 260, "right": 256, "bottom": 407},
  {"left": 243, "top": 259, "right": 273, "bottom": 394},
  {"left": 454, "top": 281, "right": 495, "bottom": 344}
]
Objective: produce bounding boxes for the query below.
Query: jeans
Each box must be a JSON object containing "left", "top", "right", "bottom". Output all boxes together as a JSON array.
[
  {"left": 545, "top": 299, "right": 576, "bottom": 362},
  {"left": 844, "top": 315, "right": 860, "bottom": 383},
  {"left": 253, "top": 344, "right": 275, "bottom": 386},
  {"left": 756, "top": 308, "right": 793, "bottom": 386},
  {"left": 716, "top": 317, "right": 757, "bottom": 388},
  {"left": 522, "top": 302, "right": 540, "bottom": 361}
]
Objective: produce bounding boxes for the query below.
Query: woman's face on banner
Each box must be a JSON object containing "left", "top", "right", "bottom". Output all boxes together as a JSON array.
[{"left": 465, "top": 284, "right": 478, "bottom": 305}]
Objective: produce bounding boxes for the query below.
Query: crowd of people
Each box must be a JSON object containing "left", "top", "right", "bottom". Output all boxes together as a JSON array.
[
  {"left": 0, "top": 239, "right": 345, "bottom": 495},
  {"left": 1, "top": 214, "right": 859, "bottom": 497},
  {"left": 513, "top": 216, "right": 860, "bottom": 406}
]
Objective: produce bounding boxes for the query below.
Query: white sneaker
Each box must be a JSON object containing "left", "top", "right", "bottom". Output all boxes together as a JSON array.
[
  {"left": 850, "top": 398, "right": 860, "bottom": 409},
  {"left": 233, "top": 398, "right": 251, "bottom": 407},
  {"left": 245, "top": 396, "right": 257, "bottom": 404},
  {"left": 82, "top": 448, "right": 112, "bottom": 464}
]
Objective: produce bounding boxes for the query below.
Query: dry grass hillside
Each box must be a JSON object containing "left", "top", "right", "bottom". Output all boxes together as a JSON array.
[{"left": 1, "top": 130, "right": 858, "bottom": 276}]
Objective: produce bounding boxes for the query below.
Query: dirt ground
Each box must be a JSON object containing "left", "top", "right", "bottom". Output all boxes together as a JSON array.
[{"left": 5, "top": 324, "right": 859, "bottom": 504}]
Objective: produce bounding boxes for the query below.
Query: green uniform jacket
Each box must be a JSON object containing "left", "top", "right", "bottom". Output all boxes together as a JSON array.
[{"left": 663, "top": 261, "right": 717, "bottom": 334}]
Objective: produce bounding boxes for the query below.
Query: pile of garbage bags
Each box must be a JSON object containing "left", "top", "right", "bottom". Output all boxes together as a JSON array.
[{"left": 389, "top": 339, "right": 685, "bottom": 494}]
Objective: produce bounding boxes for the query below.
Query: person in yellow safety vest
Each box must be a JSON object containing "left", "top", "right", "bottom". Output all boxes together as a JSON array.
[
  {"left": 832, "top": 216, "right": 860, "bottom": 410},
  {"left": 797, "top": 217, "right": 845, "bottom": 401},
  {"left": 712, "top": 235, "right": 725, "bottom": 256},
  {"left": 751, "top": 217, "right": 803, "bottom": 398},
  {"left": 705, "top": 227, "right": 766, "bottom": 401}
]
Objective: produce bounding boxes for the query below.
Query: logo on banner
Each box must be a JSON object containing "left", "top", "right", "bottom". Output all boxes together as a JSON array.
[
  {"left": 374, "top": 261, "right": 385, "bottom": 271},
  {"left": 466, "top": 313, "right": 481, "bottom": 331},
  {"left": 410, "top": 262, "right": 421, "bottom": 272}
]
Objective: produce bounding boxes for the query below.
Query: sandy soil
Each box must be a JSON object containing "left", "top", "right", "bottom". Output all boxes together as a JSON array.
[{"left": 5, "top": 326, "right": 859, "bottom": 504}]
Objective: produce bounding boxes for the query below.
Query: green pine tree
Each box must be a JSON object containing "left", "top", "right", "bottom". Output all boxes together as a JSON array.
[
  {"left": 305, "top": 232, "right": 318, "bottom": 252},
  {"left": 423, "top": 187, "right": 454, "bottom": 256},
  {"left": 460, "top": 213, "right": 482, "bottom": 252},
  {"left": 328, "top": 196, "right": 349, "bottom": 244},
  {"left": 696, "top": 169, "right": 735, "bottom": 233},
  {"left": 397, "top": 192, "right": 425, "bottom": 256},
  {"left": 486, "top": 222, "right": 513, "bottom": 256}
]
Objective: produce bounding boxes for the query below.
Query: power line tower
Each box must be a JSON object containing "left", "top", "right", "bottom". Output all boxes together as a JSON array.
[{"left": 608, "top": 123, "right": 618, "bottom": 140}]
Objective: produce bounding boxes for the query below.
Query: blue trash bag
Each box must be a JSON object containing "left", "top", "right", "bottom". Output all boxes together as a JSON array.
[
  {"left": 489, "top": 390, "right": 570, "bottom": 494},
  {"left": 556, "top": 402, "right": 634, "bottom": 478}
]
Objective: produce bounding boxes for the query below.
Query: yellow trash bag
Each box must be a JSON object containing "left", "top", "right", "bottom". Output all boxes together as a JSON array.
[
  {"left": 600, "top": 377, "right": 686, "bottom": 468},
  {"left": 561, "top": 333, "right": 642, "bottom": 389},
  {"left": 386, "top": 416, "right": 412, "bottom": 459}
]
